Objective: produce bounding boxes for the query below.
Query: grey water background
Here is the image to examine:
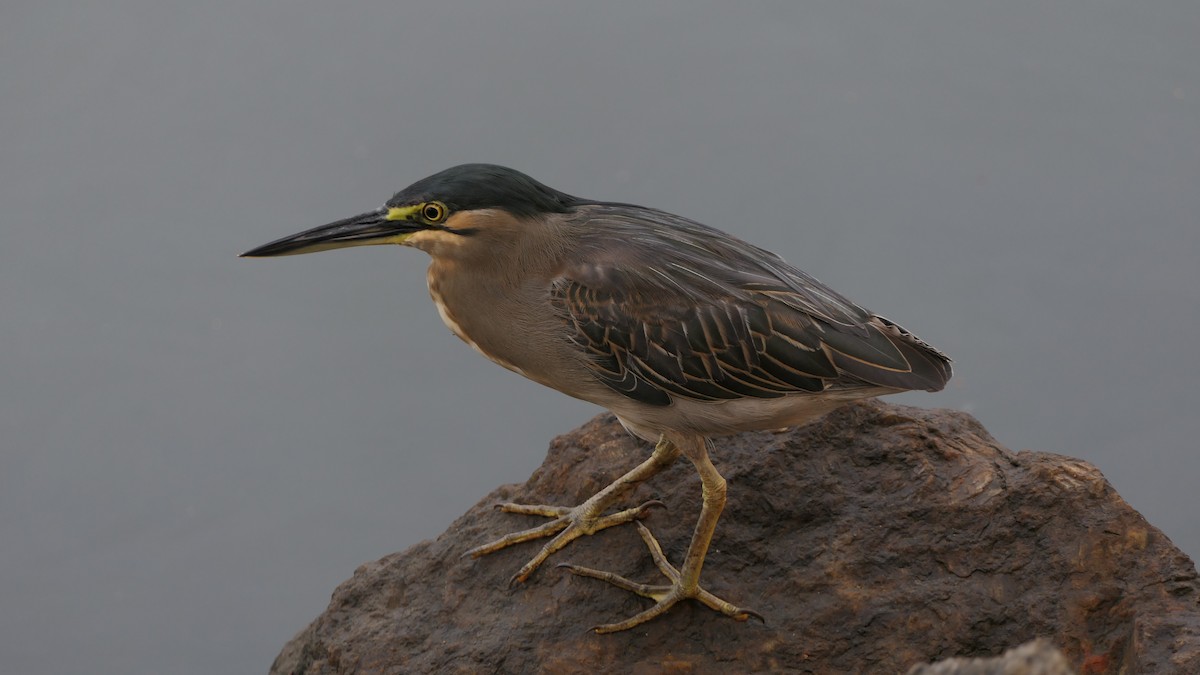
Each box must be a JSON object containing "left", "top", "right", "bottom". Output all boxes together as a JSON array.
[{"left": 2, "top": 2, "right": 1197, "bottom": 672}]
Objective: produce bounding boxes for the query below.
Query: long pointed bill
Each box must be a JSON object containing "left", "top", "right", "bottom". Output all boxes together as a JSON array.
[{"left": 240, "top": 206, "right": 424, "bottom": 258}]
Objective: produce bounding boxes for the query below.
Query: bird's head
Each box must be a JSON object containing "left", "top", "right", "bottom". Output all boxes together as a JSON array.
[{"left": 241, "top": 164, "right": 581, "bottom": 259}]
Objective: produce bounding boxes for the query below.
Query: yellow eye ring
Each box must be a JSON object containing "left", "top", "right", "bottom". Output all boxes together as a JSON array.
[{"left": 422, "top": 202, "right": 447, "bottom": 223}]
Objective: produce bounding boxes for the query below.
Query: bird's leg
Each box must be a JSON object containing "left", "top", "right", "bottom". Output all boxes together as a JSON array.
[
  {"left": 467, "top": 437, "right": 681, "bottom": 584},
  {"left": 559, "top": 436, "right": 762, "bottom": 633}
]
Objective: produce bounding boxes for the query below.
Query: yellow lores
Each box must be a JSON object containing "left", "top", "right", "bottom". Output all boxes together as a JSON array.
[
  {"left": 371, "top": 203, "right": 450, "bottom": 246},
  {"left": 386, "top": 202, "right": 447, "bottom": 224}
]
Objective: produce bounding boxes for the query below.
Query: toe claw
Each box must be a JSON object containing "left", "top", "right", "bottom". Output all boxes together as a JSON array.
[
  {"left": 555, "top": 562, "right": 582, "bottom": 576},
  {"left": 640, "top": 499, "right": 667, "bottom": 513},
  {"left": 741, "top": 608, "right": 766, "bottom": 624},
  {"left": 507, "top": 572, "right": 527, "bottom": 588}
]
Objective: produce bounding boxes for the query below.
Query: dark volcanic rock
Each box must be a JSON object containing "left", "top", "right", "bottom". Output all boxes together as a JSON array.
[{"left": 272, "top": 401, "right": 1200, "bottom": 674}]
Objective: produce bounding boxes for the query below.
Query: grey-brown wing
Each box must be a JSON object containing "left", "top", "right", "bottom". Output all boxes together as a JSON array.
[{"left": 550, "top": 205, "right": 952, "bottom": 407}]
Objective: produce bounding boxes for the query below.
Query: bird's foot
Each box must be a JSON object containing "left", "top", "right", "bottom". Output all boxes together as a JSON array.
[
  {"left": 466, "top": 499, "right": 666, "bottom": 585},
  {"left": 557, "top": 522, "right": 764, "bottom": 633}
]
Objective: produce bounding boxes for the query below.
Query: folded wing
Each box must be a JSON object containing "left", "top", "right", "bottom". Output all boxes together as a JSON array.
[{"left": 550, "top": 205, "right": 952, "bottom": 407}]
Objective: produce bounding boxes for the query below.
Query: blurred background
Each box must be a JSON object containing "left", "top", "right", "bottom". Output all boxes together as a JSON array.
[{"left": 2, "top": 1, "right": 1197, "bottom": 673}]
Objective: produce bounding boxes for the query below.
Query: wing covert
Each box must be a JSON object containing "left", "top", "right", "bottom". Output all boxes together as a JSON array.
[{"left": 549, "top": 205, "right": 951, "bottom": 406}]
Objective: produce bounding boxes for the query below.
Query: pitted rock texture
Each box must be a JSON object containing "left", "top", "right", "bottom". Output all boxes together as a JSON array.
[{"left": 272, "top": 401, "right": 1200, "bottom": 674}]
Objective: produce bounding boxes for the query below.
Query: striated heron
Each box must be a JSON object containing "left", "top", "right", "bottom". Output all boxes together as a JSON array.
[{"left": 242, "top": 164, "right": 952, "bottom": 633}]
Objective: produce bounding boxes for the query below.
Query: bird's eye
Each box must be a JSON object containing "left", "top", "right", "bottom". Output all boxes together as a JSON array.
[{"left": 422, "top": 202, "right": 446, "bottom": 222}]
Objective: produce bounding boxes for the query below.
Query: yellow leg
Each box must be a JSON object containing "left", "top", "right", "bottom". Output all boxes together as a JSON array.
[
  {"left": 559, "top": 435, "right": 761, "bottom": 633},
  {"left": 467, "top": 437, "right": 680, "bottom": 584}
]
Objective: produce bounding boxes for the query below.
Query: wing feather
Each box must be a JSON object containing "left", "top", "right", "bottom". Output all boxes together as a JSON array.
[{"left": 549, "top": 205, "right": 952, "bottom": 406}]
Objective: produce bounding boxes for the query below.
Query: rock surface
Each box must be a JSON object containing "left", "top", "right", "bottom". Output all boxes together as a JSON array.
[{"left": 272, "top": 401, "right": 1200, "bottom": 674}]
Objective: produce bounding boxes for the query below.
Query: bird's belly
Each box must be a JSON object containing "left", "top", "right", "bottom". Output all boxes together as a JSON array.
[{"left": 608, "top": 389, "right": 885, "bottom": 441}]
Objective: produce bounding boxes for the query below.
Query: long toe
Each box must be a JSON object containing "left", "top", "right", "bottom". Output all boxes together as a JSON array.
[
  {"left": 560, "top": 522, "right": 760, "bottom": 633},
  {"left": 562, "top": 569, "right": 760, "bottom": 634},
  {"left": 466, "top": 499, "right": 666, "bottom": 583}
]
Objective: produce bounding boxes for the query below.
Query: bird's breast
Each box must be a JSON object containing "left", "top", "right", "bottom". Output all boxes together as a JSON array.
[{"left": 425, "top": 265, "right": 531, "bottom": 378}]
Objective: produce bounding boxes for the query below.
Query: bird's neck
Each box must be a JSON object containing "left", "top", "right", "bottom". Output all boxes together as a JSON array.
[{"left": 423, "top": 252, "right": 558, "bottom": 380}]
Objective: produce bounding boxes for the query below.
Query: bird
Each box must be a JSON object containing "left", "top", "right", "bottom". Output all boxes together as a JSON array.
[{"left": 241, "top": 163, "right": 952, "bottom": 633}]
